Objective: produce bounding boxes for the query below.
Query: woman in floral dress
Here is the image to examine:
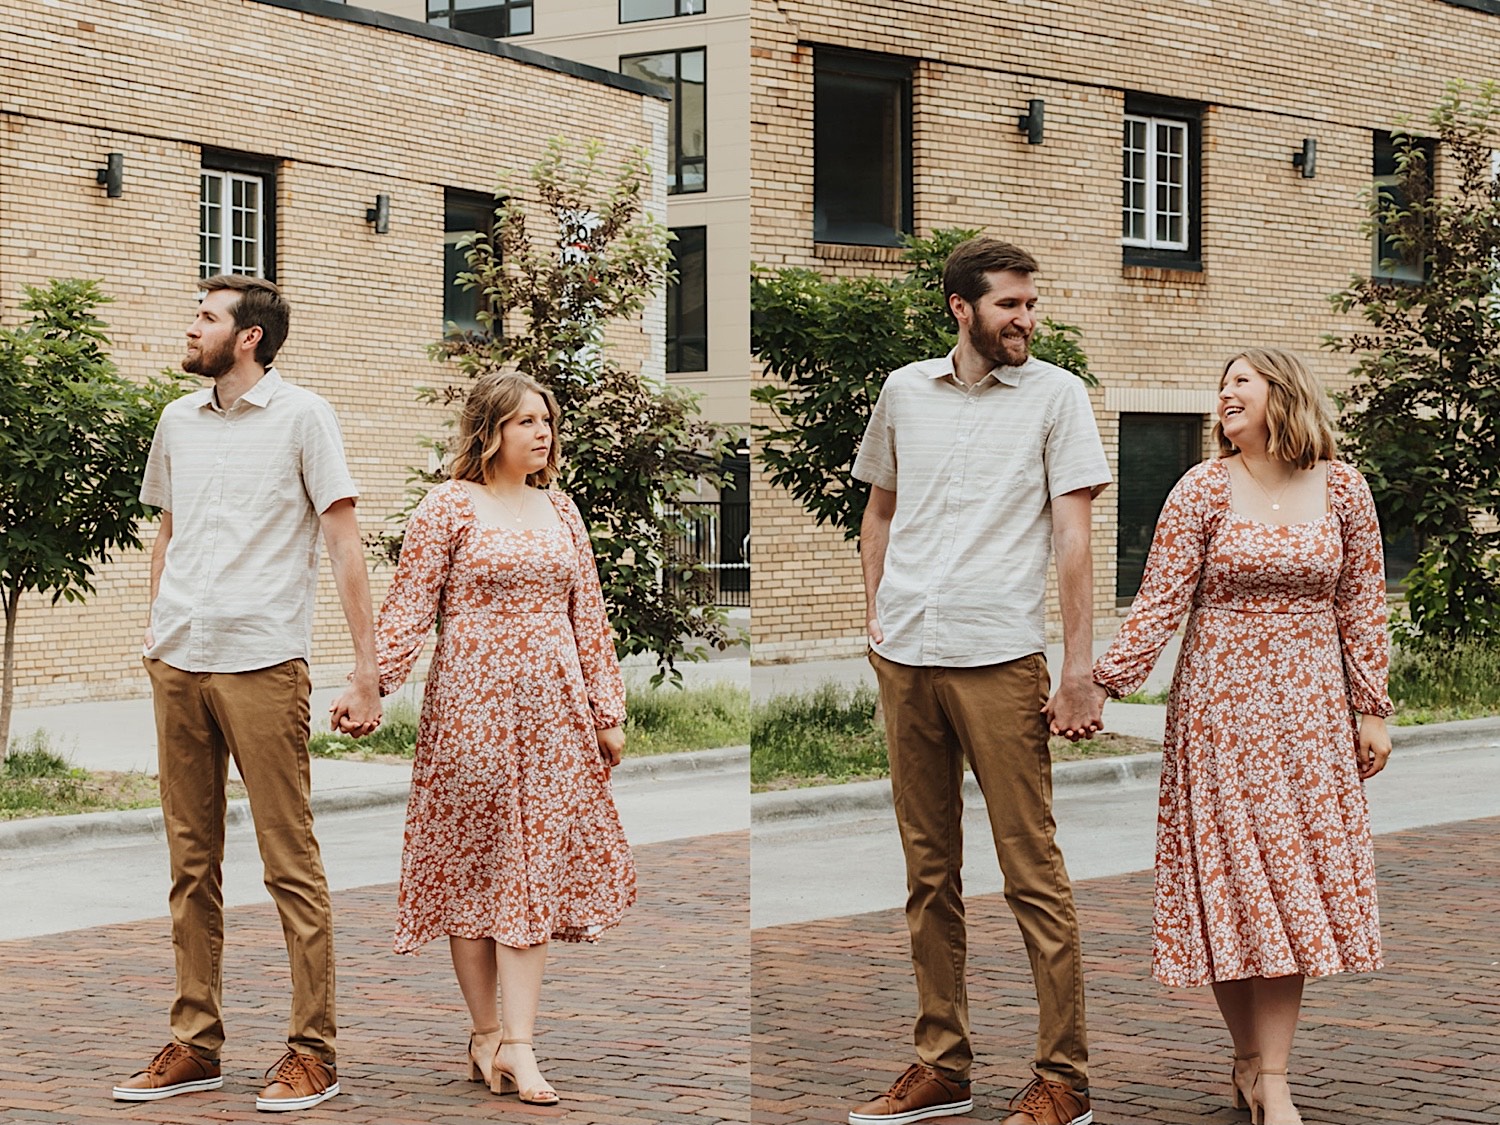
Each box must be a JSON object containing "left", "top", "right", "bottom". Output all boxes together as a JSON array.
[
  {"left": 1088, "top": 349, "right": 1393, "bottom": 1125},
  {"left": 376, "top": 371, "right": 635, "bottom": 1106}
]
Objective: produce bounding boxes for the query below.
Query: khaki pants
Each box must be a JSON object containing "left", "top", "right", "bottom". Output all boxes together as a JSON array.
[
  {"left": 145, "top": 658, "right": 337, "bottom": 1065},
  {"left": 870, "top": 651, "right": 1088, "bottom": 1089}
]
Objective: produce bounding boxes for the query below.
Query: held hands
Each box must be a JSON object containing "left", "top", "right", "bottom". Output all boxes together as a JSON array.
[
  {"left": 867, "top": 616, "right": 884, "bottom": 646},
  {"left": 1044, "top": 675, "right": 1108, "bottom": 742},
  {"left": 597, "top": 725, "right": 625, "bottom": 769},
  {"left": 1356, "top": 714, "right": 1392, "bottom": 779},
  {"left": 330, "top": 670, "right": 382, "bottom": 737}
]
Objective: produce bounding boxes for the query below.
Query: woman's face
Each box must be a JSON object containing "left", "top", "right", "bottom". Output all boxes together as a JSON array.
[
  {"left": 497, "top": 390, "right": 553, "bottom": 479},
  {"left": 1218, "top": 358, "right": 1272, "bottom": 448}
]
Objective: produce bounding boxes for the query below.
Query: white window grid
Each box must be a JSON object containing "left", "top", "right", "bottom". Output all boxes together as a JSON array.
[
  {"left": 200, "top": 170, "right": 265, "bottom": 278},
  {"left": 1122, "top": 114, "right": 1189, "bottom": 251}
]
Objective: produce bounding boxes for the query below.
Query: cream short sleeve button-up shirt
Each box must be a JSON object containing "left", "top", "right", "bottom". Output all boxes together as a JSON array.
[
  {"left": 140, "top": 368, "right": 359, "bottom": 673},
  {"left": 852, "top": 353, "right": 1110, "bottom": 668}
]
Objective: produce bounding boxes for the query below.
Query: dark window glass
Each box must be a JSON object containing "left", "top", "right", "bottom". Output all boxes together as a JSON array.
[
  {"left": 667, "top": 226, "right": 707, "bottom": 372},
  {"left": 620, "top": 49, "right": 706, "bottom": 194},
  {"left": 814, "top": 50, "right": 912, "bottom": 246},
  {"left": 1116, "top": 414, "right": 1204, "bottom": 600},
  {"left": 1121, "top": 93, "right": 1202, "bottom": 270},
  {"left": 718, "top": 450, "right": 749, "bottom": 598},
  {"left": 620, "top": 0, "right": 704, "bottom": 22},
  {"left": 428, "top": 0, "right": 533, "bottom": 37},
  {"left": 1372, "top": 132, "right": 1432, "bottom": 283},
  {"left": 445, "top": 189, "right": 496, "bottom": 334}
]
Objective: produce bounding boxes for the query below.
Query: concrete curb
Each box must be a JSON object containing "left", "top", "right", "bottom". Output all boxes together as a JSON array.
[
  {"left": 0, "top": 745, "right": 748, "bottom": 854},
  {"left": 751, "top": 718, "right": 1497, "bottom": 827}
]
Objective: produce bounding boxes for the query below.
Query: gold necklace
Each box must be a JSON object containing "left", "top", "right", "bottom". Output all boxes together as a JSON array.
[
  {"left": 1239, "top": 459, "right": 1296, "bottom": 511},
  {"left": 487, "top": 485, "right": 529, "bottom": 525}
]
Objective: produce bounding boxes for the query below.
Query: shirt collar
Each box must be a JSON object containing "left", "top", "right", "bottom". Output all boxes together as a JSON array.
[
  {"left": 924, "top": 349, "right": 1027, "bottom": 389},
  {"left": 195, "top": 366, "right": 284, "bottom": 413}
]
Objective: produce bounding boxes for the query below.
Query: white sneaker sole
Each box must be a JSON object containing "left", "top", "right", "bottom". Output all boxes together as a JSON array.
[
  {"left": 256, "top": 1081, "right": 340, "bottom": 1112},
  {"left": 1069, "top": 1113, "right": 1093, "bottom": 1125},
  {"left": 112, "top": 1075, "right": 223, "bottom": 1101},
  {"left": 848, "top": 1097, "right": 974, "bottom": 1125}
]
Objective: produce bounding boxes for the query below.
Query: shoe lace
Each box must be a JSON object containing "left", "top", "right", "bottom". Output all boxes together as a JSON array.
[
  {"left": 266, "top": 1051, "right": 313, "bottom": 1085},
  {"left": 1010, "top": 1077, "right": 1059, "bottom": 1116},
  {"left": 887, "top": 1064, "right": 935, "bottom": 1099},
  {"left": 145, "top": 1043, "right": 191, "bottom": 1075}
]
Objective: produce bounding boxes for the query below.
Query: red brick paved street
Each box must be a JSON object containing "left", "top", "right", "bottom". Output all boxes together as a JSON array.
[
  {"left": 0, "top": 832, "right": 747, "bottom": 1125},
  {"left": 754, "top": 817, "right": 1500, "bottom": 1124}
]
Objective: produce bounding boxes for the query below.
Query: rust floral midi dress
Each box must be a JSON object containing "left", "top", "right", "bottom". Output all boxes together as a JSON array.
[
  {"left": 376, "top": 480, "right": 636, "bottom": 953},
  {"left": 1092, "top": 458, "right": 1392, "bottom": 988}
]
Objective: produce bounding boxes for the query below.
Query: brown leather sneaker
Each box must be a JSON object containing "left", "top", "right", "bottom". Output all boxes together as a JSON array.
[
  {"left": 848, "top": 1062, "right": 974, "bottom": 1125},
  {"left": 255, "top": 1049, "right": 340, "bottom": 1112},
  {"left": 1000, "top": 1076, "right": 1092, "bottom": 1125},
  {"left": 112, "top": 1042, "right": 223, "bottom": 1101}
]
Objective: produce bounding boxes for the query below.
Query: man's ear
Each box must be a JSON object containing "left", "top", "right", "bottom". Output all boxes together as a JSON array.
[
  {"left": 237, "top": 324, "right": 264, "bottom": 353},
  {"left": 948, "top": 292, "right": 971, "bottom": 327}
]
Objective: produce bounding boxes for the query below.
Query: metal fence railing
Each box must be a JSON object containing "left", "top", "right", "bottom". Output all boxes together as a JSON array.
[{"left": 669, "top": 500, "right": 749, "bottom": 608}]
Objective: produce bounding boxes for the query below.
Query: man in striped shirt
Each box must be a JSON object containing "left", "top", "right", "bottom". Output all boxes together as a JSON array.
[{"left": 849, "top": 238, "right": 1110, "bottom": 1125}]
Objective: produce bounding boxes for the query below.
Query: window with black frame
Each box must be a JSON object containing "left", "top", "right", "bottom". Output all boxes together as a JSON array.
[
  {"left": 1116, "top": 414, "right": 1204, "bottom": 601},
  {"left": 813, "top": 49, "right": 912, "bottom": 246},
  {"left": 1121, "top": 93, "right": 1203, "bottom": 270},
  {"left": 667, "top": 226, "right": 707, "bottom": 373},
  {"left": 620, "top": 0, "right": 703, "bottom": 22},
  {"left": 200, "top": 153, "right": 276, "bottom": 280},
  {"left": 1372, "top": 131, "right": 1434, "bottom": 284},
  {"left": 620, "top": 48, "right": 706, "bottom": 194},
  {"left": 444, "top": 190, "right": 497, "bottom": 335},
  {"left": 427, "top": 0, "right": 532, "bottom": 37}
]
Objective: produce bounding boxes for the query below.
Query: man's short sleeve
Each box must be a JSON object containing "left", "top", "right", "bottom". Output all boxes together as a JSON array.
[
  {"left": 1044, "top": 377, "right": 1111, "bottom": 499},
  {"left": 299, "top": 398, "right": 360, "bottom": 514},
  {"left": 852, "top": 381, "right": 898, "bottom": 492},
  {"left": 140, "top": 414, "right": 172, "bottom": 510}
]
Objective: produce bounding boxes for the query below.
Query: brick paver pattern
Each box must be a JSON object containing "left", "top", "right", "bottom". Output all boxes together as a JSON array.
[
  {"left": 753, "top": 818, "right": 1500, "bottom": 1125},
  {"left": 0, "top": 832, "right": 748, "bottom": 1124}
]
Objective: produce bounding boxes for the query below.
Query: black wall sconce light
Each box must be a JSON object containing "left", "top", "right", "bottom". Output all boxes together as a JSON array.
[
  {"left": 1018, "top": 99, "right": 1045, "bottom": 145},
  {"left": 1292, "top": 137, "right": 1317, "bottom": 178},
  {"left": 96, "top": 152, "right": 124, "bottom": 198},
  {"left": 366, "top": 193, "right": 390, "bottom": 234}
]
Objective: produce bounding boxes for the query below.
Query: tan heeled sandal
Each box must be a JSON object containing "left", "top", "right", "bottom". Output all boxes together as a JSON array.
[
  {"left": 1249, "top": 1067, "right": 1303, "bottom": 1125},
  {"left": 1231, "top": 1052, "right": 1260, "bottom": 1110},
  {"left": 492, "top": 1038, "right": 560, "bottom": 1106},
  {"left": 466, "top": 1027, "right": 502, "bottom": 1086}
]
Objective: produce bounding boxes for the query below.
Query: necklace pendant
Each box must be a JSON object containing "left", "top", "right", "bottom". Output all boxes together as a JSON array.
[{"left": 1271, "top": 503, "right": 1280, "bottom": 511}]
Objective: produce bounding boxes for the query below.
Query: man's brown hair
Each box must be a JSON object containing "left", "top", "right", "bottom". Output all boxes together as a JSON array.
[
  {"left": 199, "top": 274, "right": 290, "bottom": 366},
  {"left": 941, "top": 237, "right": 1040, "bottom": 319}
]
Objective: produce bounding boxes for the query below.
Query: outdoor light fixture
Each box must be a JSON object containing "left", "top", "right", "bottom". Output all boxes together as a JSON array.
[
  {"left": 1018, "top": 98, "right": 1045, "bottom": 145},
  {"left": 365, "top": 193, "right": 390, "bottom": 234},
  {"left": 96, "top": 152, "right": 124, "bottom": 198},
  {"left": 1292, "top": 137, "right": 1317, "bottom": 178}
]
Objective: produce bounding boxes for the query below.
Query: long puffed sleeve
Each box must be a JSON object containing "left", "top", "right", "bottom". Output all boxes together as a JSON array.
[
  {"left": 375, "top": 481, "right": 465, "bottom": 697},
  {"left": 1093, "top": 460, "right": 1223, "bottom": 698},
  {"left": 1331, "top": 462, "right": 1395, "bottom": 717},
  {"left": 560, "top": 494, "right": 627, "bottom": 729}
]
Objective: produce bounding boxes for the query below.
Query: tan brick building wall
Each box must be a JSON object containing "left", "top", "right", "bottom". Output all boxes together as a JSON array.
[
  {"left": 1, "top": 0, "right": 667, "bottom": 704},
  {"left": 749, "top": 0, "right": 1500, "bottom": 664}
]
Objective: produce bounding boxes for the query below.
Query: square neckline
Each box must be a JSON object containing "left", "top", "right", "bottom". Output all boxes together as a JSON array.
[
  {"left": 452, "top": 480, "right": 567, "bottom": 534},
  {"left": 1217, "top": 457, "right": 1334, "bottom": 530}
]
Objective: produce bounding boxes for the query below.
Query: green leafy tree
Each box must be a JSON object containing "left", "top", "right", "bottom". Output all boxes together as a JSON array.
[
  {"left": 370, "top": 138, "right": 740, "bottom": 684},
  {"left": 0, "top": 280, "right": 187, "bottom": 759},
  {"left": 1328, "top": 81, "right": 1500, "bottom": 646},
  {"left": 751, "top": 228, "right": 1096, "bottom": 540}
]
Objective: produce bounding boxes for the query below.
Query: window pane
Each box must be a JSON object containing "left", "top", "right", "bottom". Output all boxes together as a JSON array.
[
  {"left": 621, "top": 0, "right": 677, "bottom": 19},
  {"left": 815, "top": 59, "right": 908, "bottom": 245},
  {"left": 1116, "top": 414, "right": 1202, "bottom": 599},
  {"left": 679, "top": 48, "right": 706, "bottom": 190},
  {"left": 445, "top": 191, "right": 493, "bottom": 333},
  {"left": 200, "top": 173, "right": 223, "bottom": 277},
  {"left": 509, "top": 2, "right": 531, "bottom": 34},
  {"left": 1121, "top": 119, "right": 1147, "bottom": 242},
  {"left": 667, "top": 226, "right": 707, "bottom": 372}
]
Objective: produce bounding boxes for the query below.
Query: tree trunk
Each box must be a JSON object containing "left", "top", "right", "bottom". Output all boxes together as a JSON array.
[{"left": 0, "top": 584, "right": 18, "bottom": 765}]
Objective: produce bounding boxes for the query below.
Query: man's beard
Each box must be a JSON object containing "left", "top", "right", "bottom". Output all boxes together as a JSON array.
[
  {"left": 182, "top": 335, "right": 236, "bottom": 378},
  {"left": 972, "top": 316, "right": 1030, "bottom": 369}
]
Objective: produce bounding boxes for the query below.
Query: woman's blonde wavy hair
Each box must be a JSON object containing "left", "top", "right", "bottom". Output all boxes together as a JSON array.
[
  {"left": 448, "top": 371, "right": 562, "bottom": 488},
  {"left": 1214, "top": 347, "right": 1338, "bottom": 469}
]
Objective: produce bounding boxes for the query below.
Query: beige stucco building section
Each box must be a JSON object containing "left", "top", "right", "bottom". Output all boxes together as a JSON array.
[
  {"left": 374, "top": 0, "right": 750, "bottom": 431},
  {"left": 749, "top": 0, "right": 1500, "bottom": 664},
  {"left": 1, "top": 0, "right": 667, "bottom": 705}
]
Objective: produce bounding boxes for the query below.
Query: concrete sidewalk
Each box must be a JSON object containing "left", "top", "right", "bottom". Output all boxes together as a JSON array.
[{"left": 752, "top": 815, "right": 1500, "bottom": 1125}]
